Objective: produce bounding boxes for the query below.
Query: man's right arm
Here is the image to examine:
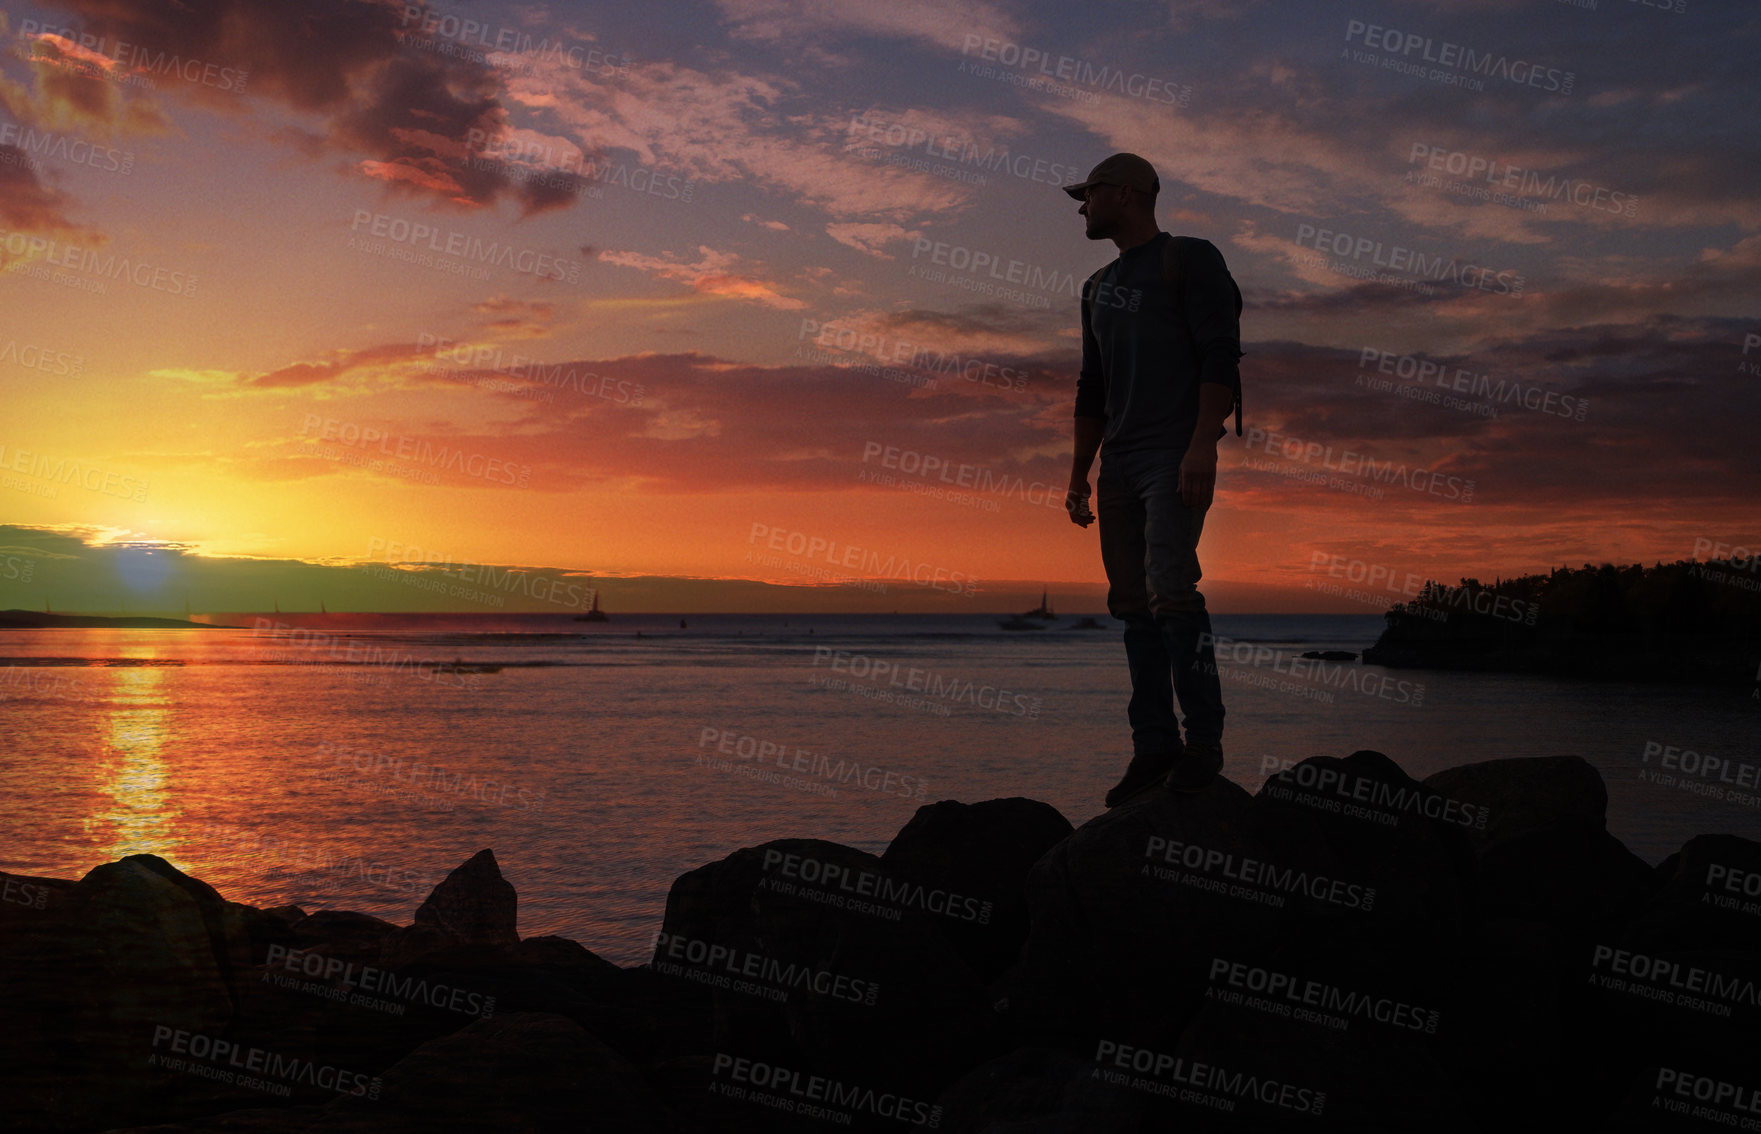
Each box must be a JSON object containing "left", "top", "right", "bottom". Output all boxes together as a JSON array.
[
  {"left": 1068, "top": 416, "right": 1103, "bottom": 524},
  {"left": 1070, "top": 274, "right": 1106, "bottom": 526}
]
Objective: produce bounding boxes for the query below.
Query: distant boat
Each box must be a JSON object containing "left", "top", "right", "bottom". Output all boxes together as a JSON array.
[
  {"left": 997, "top": 615, "right": 1046, "bottom": 631},
  {"left": 1072, "top": 617, "right": 1106, "bottom": 629},
  {"left": 1020, "top": 588, "right": 1057, "bottom": 620},
  {"left": 573, "top": 591, "right": 609, "bottom": 622}
]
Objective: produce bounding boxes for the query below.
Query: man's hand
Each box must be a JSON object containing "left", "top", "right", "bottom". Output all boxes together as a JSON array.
[
  {"left": 1066, "top": 478, "right": 1094, "bottom": 527},
  {"left": 1178, "top": 442, "right": 1217, "bottom": 509}
]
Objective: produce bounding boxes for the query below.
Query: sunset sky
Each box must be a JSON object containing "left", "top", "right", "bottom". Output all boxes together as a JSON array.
[{"left": 1, "top": 0, "right": 1756, "bottom": 613}]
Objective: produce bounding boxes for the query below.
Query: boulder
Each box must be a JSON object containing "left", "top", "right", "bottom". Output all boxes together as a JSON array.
[
  {"left": 1250, "top": 751, "right": 1478, "bottom": 961},
  {"left": 880, "top": 797, "right": 1074, "bottom": 980},
  {"left": 1423, "top": 755, "right": 1607, "bottom": 850},
  {"left": 1579, "top": 836, "right": 1761, "bottom": 1082},
  {"left": 655, "top": 838, "right": 883, "bottom": 979},
  {"left": 6, "top": 856, "right": 237, "bottom": 1130},
  {"left": 1157, "top": 997, "right": 1476, "bottom": 1133},
  {"left": 1445, "top": 917, "right": 1575, "bottom": 1130},
  {"left": 932, "top": 1046, "right": 1126, "bottom": 1133},
  {"left": 287, "top": 909, "right": 402, "bottom": 963},
  {"left": 307, "top": 1012, "right": 680, "bottom": 1132},
  {"left": 98, "top": 1013, "right": 683, "bottom": 1133},
  {"left": 1475, "top": 827, "right": 1656, "bottom": 931},
  {"left": 1008, "top": 775, "right": 1271, "bottom": 1046},
  {"left": 1627, "top": 834, "right": 1761, "bottom": 953},
  {"left": 0, "top": 869, "right": 74, "bottom": 924},
  {"left": 653, "top": 838, "right": 996, "bottom": 1095},
  {"left": 410, "top": 849, "right": 518, "bottom": 948},
  {"left": 1415, "top": 757, "right": 1655, "bottom": 939}
]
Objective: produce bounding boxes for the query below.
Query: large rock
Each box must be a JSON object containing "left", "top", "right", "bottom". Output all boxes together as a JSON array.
[
  {"left": 234, "top": 903, "right": 454, "bottom": 1086},
  {"left": 1250, "top": 751, "right": 1477, "bottom": 960},
  {"left": 653, "top": 838, "right": 997, "bottom": 1096},
  {"left": 98, "top": 1014, "right": 684, "bottom": 1133},
  {"left": 0, "top": 868, "right": 74, "bottom": 923},
  {"left": 1085, "top": 991, "right": 1479, "bottom": 1134},
  {"left": 80, "top": 855, "right": 238, "bottom": 1013},
  {"left": 497, "top": 936, "right": 673, "bottom": 1064},
  {"left": 1423, "top": 755, "right": 1607, "bottom": 850},
  {"left": 410, "top": 849, "right": 518, "bottom": 949},
  {"left": 1576, "top": 835, "right": 1761, "bottom": 1093},
  {"left": 287, "top": 909, "right": 402, "bottom": 963},
  {"left": 1417, "top": 758, "right": 1659, "bottom": 1130},
  {"left": 1002, "top": 752, "right": 1481, "bottom": 1131},
  {"left": 1475, "top": 827, "right": 1656, "bottom": 930},
  {"left": 308, "top": 1012, "right": 680, "bottom": 1132},
  {"left": 1445, "top": 917, "right": 1576, "bottom": 1130},
  {"left": 1008, "top": 776, "right": 1271, "bottom": 1046},
  {"left": 0, "top": 856, "right": 238, "bottom": 1130},
  {"left": 933, "top": 1046, "right": 1134, "bottom": 1133},
  {"left": 656, "top": 838, "right": 883, "bottom": 978},
  {"left": 880, "top": 797, "right": 1073, "bottom": 981},
  {"left": 1627, "top": 834, "right": 1761, "bottom": 954},
  {"left": 1416, "top": 756, "right": 1652, "bottom": 934}
]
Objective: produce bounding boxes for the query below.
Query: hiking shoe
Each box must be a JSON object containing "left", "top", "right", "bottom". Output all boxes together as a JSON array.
[
  {"left": 1105, "top": 749, "right": 1178, "bottom": 808},
  {"left": 1164, "top": 740, "right": 1223, "bottom": 793}
]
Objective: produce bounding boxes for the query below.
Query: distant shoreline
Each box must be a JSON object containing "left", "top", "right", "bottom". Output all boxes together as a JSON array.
[
  {"left": 0, "top": 610, "right": 228, "bottom": 630},
  {"left": 0, "top": 610, "right": 1386, "bottom": 621},
  {"left": 1361, "top": 559, "right": 1761, "bottom": 688}
]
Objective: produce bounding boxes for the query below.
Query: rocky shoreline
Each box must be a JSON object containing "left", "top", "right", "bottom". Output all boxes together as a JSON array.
[
  {"left": 1358, "top": 559, "right": 1761, "bottom": 688},
  {"left": 2, "top": 752, "right": 1756, "bottom": 1132}
]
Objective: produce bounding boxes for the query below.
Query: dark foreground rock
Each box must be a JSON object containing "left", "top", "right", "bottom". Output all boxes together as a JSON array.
[
  {"left": 2, "top": 755, "right": 1756, "bottom": 1133},
  {"left": 99, "top": 1013, "right": 680, "bottom": 1133}
]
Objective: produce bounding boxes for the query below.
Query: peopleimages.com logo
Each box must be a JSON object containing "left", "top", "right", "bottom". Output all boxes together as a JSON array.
[
  {"left": 347, "top": 211, "right": 582, "bottom": 283},
  {"left": 748, "top": 524, "right": 979, "bottom": 596},
  {"left": 149, "top": 1026, "right": 379, "bottom": 1099},
  {"left": 1295, "top": 223, "right": 1523, "bottom": 296},
  {"left": 1344, "top": 20, "right": 1574, "bottom": 95}
]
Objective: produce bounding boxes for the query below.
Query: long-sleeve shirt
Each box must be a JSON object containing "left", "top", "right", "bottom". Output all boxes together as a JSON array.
[{"left": 1075, "top": 231, "right": 1241, "bottom": 456}]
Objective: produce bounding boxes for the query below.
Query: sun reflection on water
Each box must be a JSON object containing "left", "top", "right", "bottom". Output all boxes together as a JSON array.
[{"left": 88, "top": 666, "right": 175, "bottom": 860}]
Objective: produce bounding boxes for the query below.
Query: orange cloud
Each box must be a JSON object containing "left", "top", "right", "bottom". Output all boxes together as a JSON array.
[{"left": 599, "top": 245, "right": 807, "bottom": 309}]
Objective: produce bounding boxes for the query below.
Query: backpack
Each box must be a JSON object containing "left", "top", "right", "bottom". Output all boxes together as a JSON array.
[{"left": 1082, "top": 234, "right": 1244, "bottom": 437}]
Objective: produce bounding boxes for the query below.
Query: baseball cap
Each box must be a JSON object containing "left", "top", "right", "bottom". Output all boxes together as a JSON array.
[{"left": 1062, "top": 153, "right": 1159, "bottom": 200}]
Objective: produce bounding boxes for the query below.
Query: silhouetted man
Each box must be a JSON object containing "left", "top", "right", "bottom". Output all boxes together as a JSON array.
[{"left": 1061, "top": 153, "right": 1242, "bottom": 805}]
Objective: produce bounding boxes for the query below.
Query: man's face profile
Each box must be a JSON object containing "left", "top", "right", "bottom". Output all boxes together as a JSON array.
[{"left": 1080, "top": 183, "right": 1129, "bottom": 240}]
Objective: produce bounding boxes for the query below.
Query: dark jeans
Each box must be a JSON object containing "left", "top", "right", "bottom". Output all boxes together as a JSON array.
[{"left": 1097, "top": 446, "right": 1225, "bottom": 757}]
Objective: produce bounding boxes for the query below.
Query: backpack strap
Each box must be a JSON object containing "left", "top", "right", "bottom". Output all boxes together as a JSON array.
[
  {"left": 1081, "top": 261, "right": 1114, "bottom": 310},
  {"left": 1163, "top": 235, "right": 1244, "bottom": 437}
]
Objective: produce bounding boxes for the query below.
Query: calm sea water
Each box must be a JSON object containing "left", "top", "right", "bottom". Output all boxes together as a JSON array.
[{"left": 1, "top": 613, "right": 1754, "bottom": 965}]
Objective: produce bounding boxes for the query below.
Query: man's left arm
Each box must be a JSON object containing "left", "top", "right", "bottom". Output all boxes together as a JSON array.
[{"left": 1178, "top": 240, "right": 1243, "bottom": 508}]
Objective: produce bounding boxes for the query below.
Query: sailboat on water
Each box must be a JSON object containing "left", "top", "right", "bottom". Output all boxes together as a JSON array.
[
  {"left": 999, "top": 587, "right": 1058, "bottom": 631},
  {"left": 573, "top": 591, "right": 609, "bottom": 622}
]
